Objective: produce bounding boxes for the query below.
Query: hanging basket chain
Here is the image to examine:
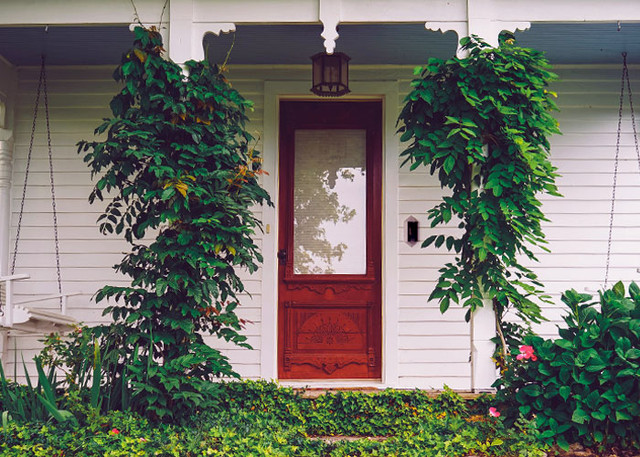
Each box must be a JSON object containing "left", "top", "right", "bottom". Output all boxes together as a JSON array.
[
  {"left": 605, "top": 53, "right": 640, "bottom": 287},
  {"left": 8, "top": 55, "right": 63, "bottom": 310},
  {"left": 43, "top": 56, "right": 64, "bottom": 309},
  {"left": 10, "top": 59, "right": 44, "bottom": 276}
]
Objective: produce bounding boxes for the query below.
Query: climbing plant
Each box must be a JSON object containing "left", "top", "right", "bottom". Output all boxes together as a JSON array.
[
  {"left": 397, "top": 35, "right": 560, "bottom": 358},
  {"left": 78, "top": 27, "right": 271, "bottom": 421}
]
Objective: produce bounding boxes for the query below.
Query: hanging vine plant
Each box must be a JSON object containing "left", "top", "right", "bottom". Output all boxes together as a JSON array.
[
  {"left": 397, "top": 35, "right": 561, "bottom": 358},
  {"left": 78, "top": 27, "right": 271, "bottom": 421}
]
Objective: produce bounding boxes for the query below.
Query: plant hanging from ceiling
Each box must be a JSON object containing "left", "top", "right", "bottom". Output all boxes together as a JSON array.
[
  {"left": 397, "top": 35, "right": 561, "bottom": 361},
  {"left": 78, "top": 26, "right": 271, "bottom": 421}
]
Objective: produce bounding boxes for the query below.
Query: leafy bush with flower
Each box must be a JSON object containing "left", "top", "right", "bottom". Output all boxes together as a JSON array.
[{"left": 494, "top": 281, "right": 640, "bottom": 451}]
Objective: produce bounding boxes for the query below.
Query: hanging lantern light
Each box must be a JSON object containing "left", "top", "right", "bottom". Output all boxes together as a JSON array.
[{"left": 310, "top": 52, "right": 350, "bottom": 97}]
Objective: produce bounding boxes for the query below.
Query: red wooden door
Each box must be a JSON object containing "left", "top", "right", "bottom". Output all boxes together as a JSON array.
[{"left": 278, "top": 100, "right": 382, "bottom": 379}]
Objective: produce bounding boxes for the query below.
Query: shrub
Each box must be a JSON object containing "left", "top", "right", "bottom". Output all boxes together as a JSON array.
[
  {"left": 495, "top": 281, "right": 640, "bottom": 450},
  {"left": 77, "top": 26, "right": 271, "bottom": 421}
]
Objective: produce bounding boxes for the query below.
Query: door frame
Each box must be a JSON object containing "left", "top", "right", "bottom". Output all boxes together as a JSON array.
[{"left": 262, "top": 81, "right": 399, "bottom": 385}]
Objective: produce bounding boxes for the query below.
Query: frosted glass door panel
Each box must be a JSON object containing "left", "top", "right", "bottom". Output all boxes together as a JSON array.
[{"left": 293, "top": 129, "right": 367, "bottom": 275}]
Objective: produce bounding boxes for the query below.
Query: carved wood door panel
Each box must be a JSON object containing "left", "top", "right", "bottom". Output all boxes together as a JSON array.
[{"left": 278, "top": 100, "right": 382, "bottom": 379}]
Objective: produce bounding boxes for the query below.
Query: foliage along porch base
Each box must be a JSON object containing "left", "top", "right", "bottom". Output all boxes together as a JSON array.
[{"left": 0, "top": 381, "right": 546, "bottom": 457}]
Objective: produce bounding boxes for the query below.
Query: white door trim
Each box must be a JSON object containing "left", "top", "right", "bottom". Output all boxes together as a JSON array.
[{"left": 261, "top": 80, "right": 399, "bottom": 386}]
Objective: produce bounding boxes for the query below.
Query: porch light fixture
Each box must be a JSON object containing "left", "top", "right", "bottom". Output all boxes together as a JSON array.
[{"left": 310, "top": 52, "right": 350, "bottom": 97}]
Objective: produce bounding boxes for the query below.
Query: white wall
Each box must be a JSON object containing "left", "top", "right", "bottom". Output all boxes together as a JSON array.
[
  {"left": 530, "top": 66, "right": 640, "bottom": 335},
  {"left": 5, "top": 63, "right": 638, "bottom": 388}
]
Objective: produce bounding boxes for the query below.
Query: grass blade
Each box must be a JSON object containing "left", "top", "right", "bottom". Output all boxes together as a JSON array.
[
  {"left": 90, "top": 340, "right": 101, "bottom": 409},
  {"left": 35, "top": 358, "right": 56, "bottom": 405},
  {"left": 1, "top": 411, "right": 11, "bottom": 428}
]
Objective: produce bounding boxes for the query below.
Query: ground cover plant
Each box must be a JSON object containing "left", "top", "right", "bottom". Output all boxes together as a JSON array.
[
  {"left": 0, "top": 381, "right": 547, "bottom": 457},
  {"left": 495, "top": 281, "right": 640, "bottom": 454}
]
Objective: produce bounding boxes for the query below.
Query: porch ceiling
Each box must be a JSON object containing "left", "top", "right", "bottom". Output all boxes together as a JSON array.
[{"left": 0, "top": 22, "right": 638, "bottom": 67}]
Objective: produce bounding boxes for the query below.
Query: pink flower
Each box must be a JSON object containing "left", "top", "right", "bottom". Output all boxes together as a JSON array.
[
  {"left": 517, "top": 345, "right": 537, "bottom": 361},
  {"left": 110, "top": 428, "right": 120, "bottom": 435},
  {"left": 489, "top": 407, "right": 501, "bottom": 417}
]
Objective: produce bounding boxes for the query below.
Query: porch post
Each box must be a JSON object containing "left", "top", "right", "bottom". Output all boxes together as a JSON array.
[
  {"left": 165, "top": 0, "right": 235, "bottom": 66},
  {"left": 463, "top": 6, "right": 529, "bottom": 392},
  {"left": 468, "top": 146, "right": 498, "bottom": 392},
  {"left": 0, "top": 130, "right": 12, "bottom": 278},
  {"left": 426, "top": 1, "right": 531, "bottom": 391},
  {"left": 0, "top": 130, "right": 13, "bottom": 360},
  {"left": 470, "top": 300, "right": 497, "bottom": 391}
]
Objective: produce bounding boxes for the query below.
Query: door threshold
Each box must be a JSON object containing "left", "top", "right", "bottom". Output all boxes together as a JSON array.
[{"left": 278, "top": 379, "right": 386, "bottom": 390}]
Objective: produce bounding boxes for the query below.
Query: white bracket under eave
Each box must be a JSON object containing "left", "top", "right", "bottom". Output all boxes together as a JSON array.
[
  {"left": 319, "top": 0, "right": 341, "bottom": 54},
  {"left": 1, "top": 274, "right": 78, "bottom": 334}
]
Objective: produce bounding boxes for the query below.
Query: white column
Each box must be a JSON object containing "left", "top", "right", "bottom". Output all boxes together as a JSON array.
[
  {"left": 467, "top": 146, "right": 498, "bottom": 391},
  {"left": 462, "top": 3, "right": 527, "bottom": 391},
  {"left": 470, "top": 299, "right": 497, "bottom": 391},
  {"left": 0, "top": 130, "right": 12, "bottom": 277},
  {"left": 0, "top": 130, "right": 13, "bottom": 361},
  {"left": 426, "top": 2, "right": 529, "bottom": 390}
]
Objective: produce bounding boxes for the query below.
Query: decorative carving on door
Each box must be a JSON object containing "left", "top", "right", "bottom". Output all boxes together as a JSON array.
[{"left": 285, "top": 282, "right": 372, "bottom": 294}]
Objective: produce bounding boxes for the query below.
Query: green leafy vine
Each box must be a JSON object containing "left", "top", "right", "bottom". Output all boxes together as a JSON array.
[
  {"left": 397, "top": 35, "right": 561, "bottom": 359},
  {"left": 77, "top": 26, "right": 271, "bottom": 421}
]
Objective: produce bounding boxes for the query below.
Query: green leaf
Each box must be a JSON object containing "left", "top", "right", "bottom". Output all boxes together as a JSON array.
[
  {"left": 613, "top": 281, "right": 625, "bottom": 297},
  {"left": 522, "top": 384, "right": 542, "bottom": 397},
  {"left": 616, "top": 409, "right": 632, "bottom": 421},
  {"left": 555, "top": 339, "right": 573, "bottom": 349},
  {"left": 571, "top": 408, "right": 589, "bottom": 424},
  {"left": 440, "top": 297, "right": 451, "bottom": 313},
  {"left": 554, "top": 435, "right": 569, "bottom": 451},
  {"left": 422, "top": 235, "right": 437, "bottom": 248},
  {"left": 443, "top": 155, "right": 455, "bottom": 175},
  {"left": 625, "top": 348, "right": 640, "bottom": 359}
]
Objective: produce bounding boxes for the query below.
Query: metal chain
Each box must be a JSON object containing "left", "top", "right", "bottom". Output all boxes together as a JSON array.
[
  {"left": 605, "top": 53, "right": 639, "bottom": 286},
  {"left": 42, "top": 55, "right": 64, "bottom": 309},
  {"left": 10, "top": 58, "right": 44, "bottom": 277}
]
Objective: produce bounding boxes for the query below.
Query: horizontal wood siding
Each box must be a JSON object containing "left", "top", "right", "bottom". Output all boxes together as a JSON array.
[
  {"left": 6, "top": 67, "right": 263, "bottom": 379},
  {"left": 5, "top": 62, "right": 638, "bottom": 389},
  {"left": 530, "top": 67, "right": 640, "bottom": 338},
  {"left": 396, "top": 73, "right": 471, "bottom": 389},
  {"left": 397, "top": 66, "right": 640, "bottom": 353}
]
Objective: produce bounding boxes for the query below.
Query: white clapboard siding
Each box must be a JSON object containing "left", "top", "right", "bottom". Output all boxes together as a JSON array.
[
  {"left": 396, "top": 64, "right": 640, "bottom": 388},
  {"left": 5, "top": 61, "right": 639, "bottom": 389},
  {"left": 5, "top": 67, "right": 265, "bottom": 380}
]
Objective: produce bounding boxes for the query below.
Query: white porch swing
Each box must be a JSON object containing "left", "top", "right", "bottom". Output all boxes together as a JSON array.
[{"left": 0, "top": 53, "right": 77, "bottom": 334}]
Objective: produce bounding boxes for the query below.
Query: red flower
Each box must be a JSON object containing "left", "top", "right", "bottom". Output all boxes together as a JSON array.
[
  {"left": 110, "top": 428, "right": 120, "bottom": 435},
  {"left": 489, "top": 407, "right": 501, "bottom": 417},
  {"left": 516, "top": 345, "right": 537, "bottom": 361}
]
